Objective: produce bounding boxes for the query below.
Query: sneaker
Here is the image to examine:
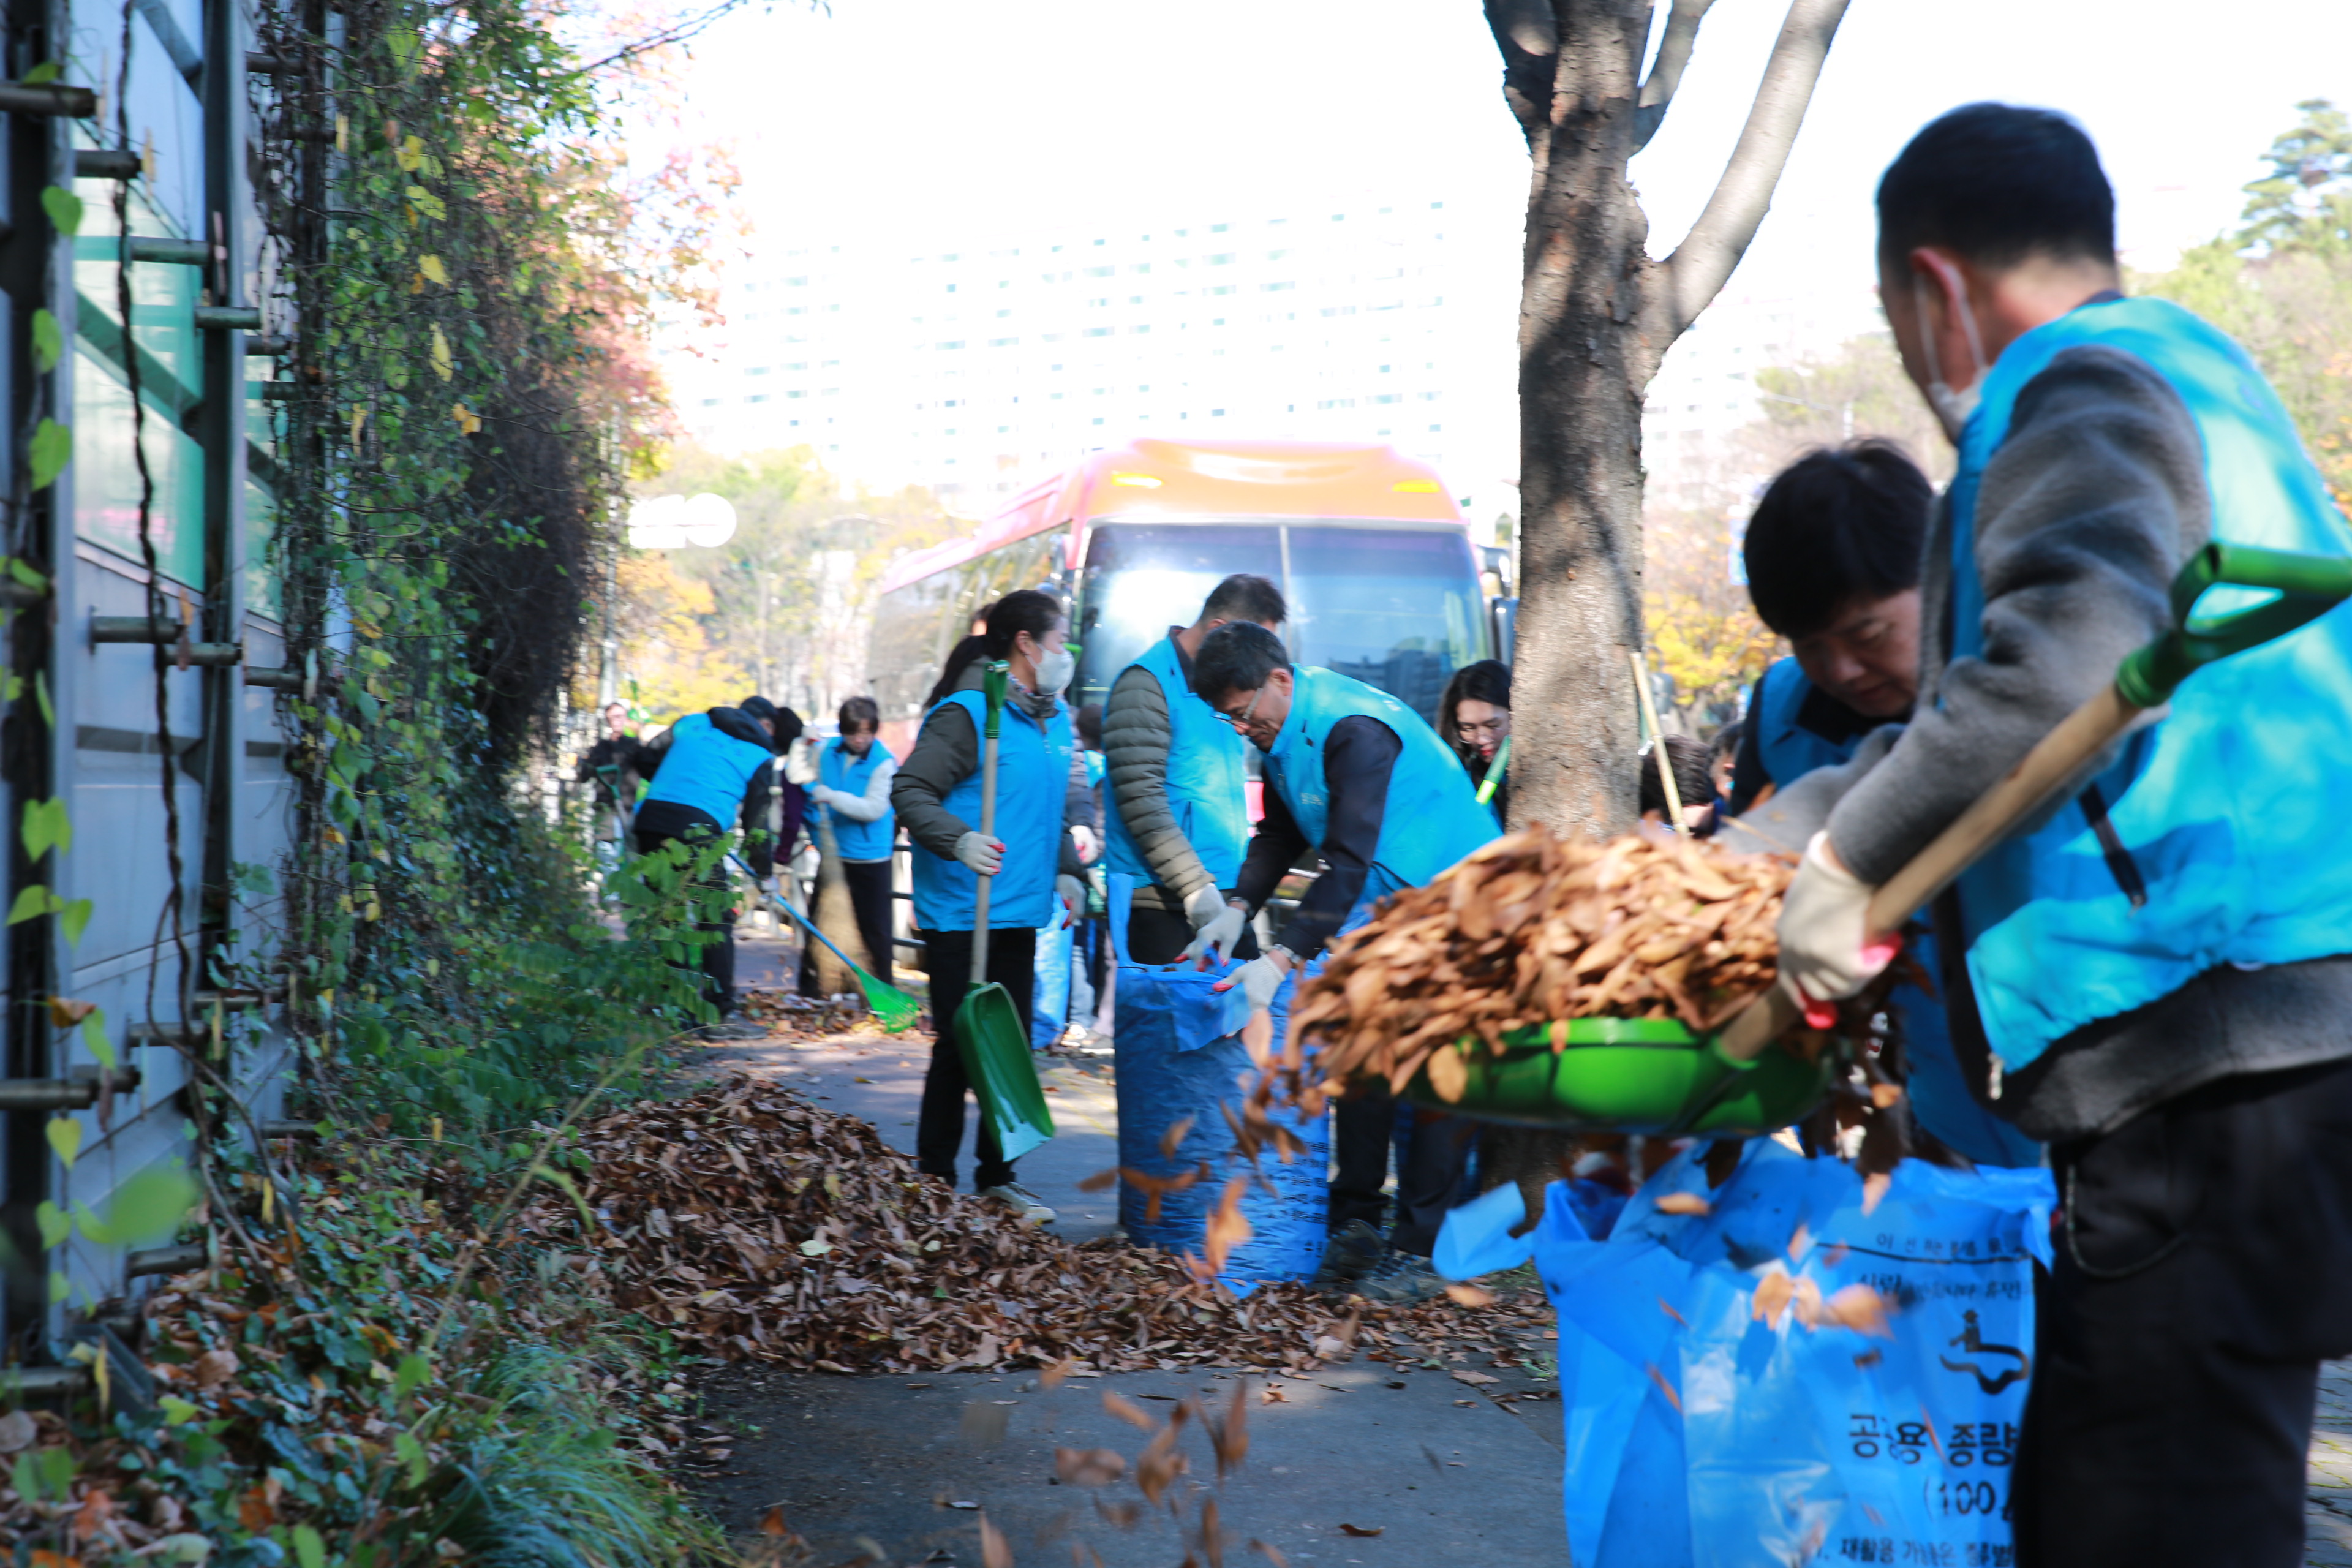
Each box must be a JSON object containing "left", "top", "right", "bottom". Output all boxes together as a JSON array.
[
  {"left": 980, "top": 1182, "right": 1057, "bottom": 1225},
  {"left": 696, "top": 1017, "right": 768, "bottom": 1042},
  {"left": 1309, "top": 1219, "right": 1387, "bottom": 1292},
  {"left": 1354, "top": 1251, "right": 1447, "bottom": 1305}
]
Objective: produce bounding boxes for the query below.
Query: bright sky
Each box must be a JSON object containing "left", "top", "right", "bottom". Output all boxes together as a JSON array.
[{"left": 666, "top": 0, "right": 2352, "bottom": 336}]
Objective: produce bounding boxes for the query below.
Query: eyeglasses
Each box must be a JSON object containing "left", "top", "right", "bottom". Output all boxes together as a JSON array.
[{"left": 1215, "top": 685, "right": 1269, "bottom": 731}]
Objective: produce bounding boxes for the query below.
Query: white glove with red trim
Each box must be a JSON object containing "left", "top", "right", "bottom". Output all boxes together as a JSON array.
[{"left": 1774, "top": 832, "right": 1901, "bottom": 1025}]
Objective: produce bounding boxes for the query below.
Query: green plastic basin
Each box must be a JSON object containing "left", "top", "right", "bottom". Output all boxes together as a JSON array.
[{"left": 1397, "top": 1017, "right": 1839, "bottom": 1136}]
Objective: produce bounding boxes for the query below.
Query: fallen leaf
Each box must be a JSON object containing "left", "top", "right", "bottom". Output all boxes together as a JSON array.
[
  {"left": 980, "top": 1510, "right": 1014, "bottom": 1568},
  {"left": 1076, "top": 1168, "right": 1118, "bottom": 1193},
  {"left": 1204, "top": 1175, "right": 1253, "bottom": 1274},
  {"left": 1159, "top": 1116, "right": 1196, "bottom": 1160},
  {"left": 1095, "top": 1498, "right": 1144, "bottom": 1530},
  {"left": 758, "top": 1506, "right": 796, "bottom": 1539},
  {"left": 194, "top": 1348, "right": 241, "bottom": 1390},
  {"left": 1653, "top": 1192, "right": 1711, "bottom": 1216},
  {"left": 1657, "top": 1295, "right": 1686, "bottom": 1325},
  {"left": 1812, "top": 1284, "right": 1896, "bottom": 1338},
  {"left": 1861, "top": 1172, "right": 1891, "bottom": 1215},
  {"left": 1261, "top": 1384, "right": 1287, "bottom": 1404},
  {"left": 1136, "top": 1424, "right": 1189, "bottom": 1506},
  {"left": 1041, "top": 1357, "right": 1076, "bottom": 1389},
  {"left": 1752, "top": 1271, "right": 1795, "bottom": 1327},
  {"left": 1450, "top": 1369, "right": 1497, "bottom": 1386},
  {"left": 1210, "top": 1378, "right": 1250, "bottom": 1479},
  {"left": 1102, "top": 1392, "right": 1155, "bottom": 1430},
  {"left": 1644, "top": 1362, "right": 1681, "bottom": 1412},
  {"left": 1338, "top": 1523, "right": 1384, "bottom": 1537},
  {"left": 1249, "top": 1542, "right": 1289, "bottom": 1566},
  {"left": 1869, "top": 1081, "right": 1905, "bottom": 1110},
  {"left": 1443, "top": 1283, "right": 1495, "bottom": 1308},
  {"left": 1054, "top": 1447, "right": 1126, "bottom": 1487},
  {"left": 0, "top": 1411, "right": 36, "bottom": 1453},
  {"left": 1202, "top": 1496, "right": 1224, "bottom": 1568},
  {"left": 1852, "top": 1349, "right": 1883, "bottom": 1370}
]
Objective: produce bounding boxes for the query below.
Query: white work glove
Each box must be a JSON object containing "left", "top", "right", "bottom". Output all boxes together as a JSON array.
[
  {"left": 783, "top": 740, "right": 819, "bottom": 787},
  {"left": 1070, "top": 824, "right": 1100, "bottom": 865},
  {"left": 953, "top": 831, "right": 1005, "bottom": 875},
  {"left": 1057, "top": 873, "right": 1086, "bottom": 929},
  {"left": 807, "top": 784, "right": 839, "bottom": 810},
  {"left": 1179, "top": 888, "right": 1250, "bottom": 967},
  {"left": 1212, "top": 951, "right": 1290, "bottom": 1012},
  {"left": 1775, "top": 832, "right": 1901, "bottom": 1025}
]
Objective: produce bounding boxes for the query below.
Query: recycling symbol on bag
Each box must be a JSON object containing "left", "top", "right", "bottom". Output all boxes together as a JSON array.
[{"left": 1939, "top": 1309, "right": 2030, "bottom": 1395}]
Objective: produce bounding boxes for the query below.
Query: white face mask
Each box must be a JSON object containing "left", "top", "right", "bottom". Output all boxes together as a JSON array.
[
  {"left": 1031, "top": 644, "right": 1076, "bottom": 697},
  {"left": 1914, "top": 273, "right": 1989, "bottom": 442}
]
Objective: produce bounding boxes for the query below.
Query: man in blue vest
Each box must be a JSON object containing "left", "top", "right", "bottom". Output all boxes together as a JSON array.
[
  {"left": 1724, "top": 443, "right": 2040, "bottom": 1170},
  {"left": 635, "top": 702, "right": 783, "bottom": 1040},
  {"left": 1192, "top": 621, "right": 1499, "bottom": 1303},
  {"left": 1775, "top": 105, "right": 2352, "bottom": 1564},
  {"left": 1101, "top": 573, "right": 1288, "bottom": 965}
]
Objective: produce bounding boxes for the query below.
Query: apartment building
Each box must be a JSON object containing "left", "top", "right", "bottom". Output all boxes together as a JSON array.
[{"left": 663, "top": 198, "right": 1522, "bottom": 528}]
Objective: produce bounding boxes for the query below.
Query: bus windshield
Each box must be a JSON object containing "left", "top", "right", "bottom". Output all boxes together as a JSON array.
[
  {"left": 1073, "top": 524, "right": 1284, "bottom": 707},
  {"left": 1289, "top": 527, "right": 1483, "bottom": 722},
  {"left": 1074, "top": 521, "right": 1485, "bottom": 722}
]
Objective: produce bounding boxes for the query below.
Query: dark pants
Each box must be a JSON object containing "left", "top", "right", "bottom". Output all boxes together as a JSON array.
[
  {"left": 916, "top": 925, "right": 1037, "bottom": 1191},
  {"left": 634, "top": 823, "right": 735, "bottom": 1018},
  {"left": 1330, "top": 1093, "right": 1474, "bottom": 1257},
  {"left": 2014, "top": 1055, "right": 2352, "bottom": 1568},
  {"left": 1121, "top": 899, "right": 1259, "bottom": 967},
  {"left": 797, "top": 859, "right": 895, "bottom": 993}
]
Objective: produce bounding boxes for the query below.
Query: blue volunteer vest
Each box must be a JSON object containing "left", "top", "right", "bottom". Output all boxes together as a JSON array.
[
  {"left": 641, "top": 712, "right": 771, "bottom": 829},
  {"left": 1946, "top": 295, "right": 2352, "bottom": 1069},
  {"left": 1752, "top": 657, "right": 1868, "bottom": 790},
  {"left": 1264, "top": 667, "right": 1498, "bottom": 922},
  {"left": 816, "top": 738, "right": 897, "bottom": 860},
  {"left": 908, "top": 689, "right": 1074, "bottom": 931},
  {"left": 1731, "top": 664, "right": 2040, "bottom": 1166},
  {"left": 1104, "top": 635, "right": 1254, "bottom": 891}
]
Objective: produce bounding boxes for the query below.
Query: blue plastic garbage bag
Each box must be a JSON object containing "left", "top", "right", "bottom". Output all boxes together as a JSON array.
[
  {"left": 1030, "top": 916, "right": 1073, "bottom": 1049},
  {"left": 1107, "top": 876, "right": 1329, "bottom": 1294},
  {"left": 1532, "top": 1142, "right": 2054, "bottom": 1568},
  {"left": 1435, "top": 1177, "right": 1629, "bottom": 1281}
]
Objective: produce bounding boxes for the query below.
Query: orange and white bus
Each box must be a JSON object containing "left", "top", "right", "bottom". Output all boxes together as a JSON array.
[{"left": 868, "top": 437, "right": 1499, "bottom": 752}]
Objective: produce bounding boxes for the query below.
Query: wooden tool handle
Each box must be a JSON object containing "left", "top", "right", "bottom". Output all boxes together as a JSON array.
[{"left": 1865, "top": 682, "right": 2143, "bottom": 934}]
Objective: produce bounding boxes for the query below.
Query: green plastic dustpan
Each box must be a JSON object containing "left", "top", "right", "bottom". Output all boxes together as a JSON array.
[
  {"left": 1398, "top": 1018, "right": 1841, "bottom": 1136},
  {"left": 954, "top": 661, "right": 1056, "bottom": 1163},
  {"left": 729, "top": 853, "right": 921, "bottom": 1032}
]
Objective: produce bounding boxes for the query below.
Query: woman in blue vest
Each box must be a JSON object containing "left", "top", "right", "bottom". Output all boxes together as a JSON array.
[
  {"left": 797, "top": 695, "right": 899, "bottom": 990},
  {"left": 1438, "top": 658, "right": 1513, "bottom": 827},
  {"left": 1722, "top": 441, "right": 2039, "bottom": 1169},
  {"left": 633, "top": 703, "right": 785, "bottom": 1040},
  {"left": 1191, "top": 620, "right": 1499, "bottom": 1304},
  {"left": 890, "top": 590, "right": 1084, "bottom": 1226},
  {"left": 1778, "top": 106, "right": 2352, "bottom": 1564}
]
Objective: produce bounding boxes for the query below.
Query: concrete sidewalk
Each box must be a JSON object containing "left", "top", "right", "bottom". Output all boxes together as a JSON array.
[{"left": 691, "top": 1361, "right": 1567, "bottom": 1566}]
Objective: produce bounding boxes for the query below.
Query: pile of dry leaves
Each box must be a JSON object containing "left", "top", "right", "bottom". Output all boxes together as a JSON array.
[
  {"left": 736, "top": 989, "right": 882, "bottom": 1039},
  {"left": 525, "top": 1076, "right": 1550, "bottom": 1375},
  {"left": 1295, "top": 829, "right": 1890, "bottom": 1099}
]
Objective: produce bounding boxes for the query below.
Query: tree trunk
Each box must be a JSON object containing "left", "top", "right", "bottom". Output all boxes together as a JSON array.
[{"left": 1488, "top": 0, "right": 1851, "bottom": 837}]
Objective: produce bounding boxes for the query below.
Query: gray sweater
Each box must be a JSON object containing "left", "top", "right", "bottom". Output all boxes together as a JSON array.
[
  {"left": 1758, "top": 344, "right": 2352, "bottom": 1144},
  {"left": 1101, "top": 631, "right": 1218, "bottom": 913}
]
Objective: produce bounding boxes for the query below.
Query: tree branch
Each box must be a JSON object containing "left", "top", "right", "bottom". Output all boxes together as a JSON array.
[
  {"left": 1483, "top": 0, "right": 1560, "bottom": 145},
  {"left": 1632, "top": 0, "right": 1717, "bottom": 152},
  {"left": 1657, "top": 0, "right": 1850, "bottom": 334}
]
